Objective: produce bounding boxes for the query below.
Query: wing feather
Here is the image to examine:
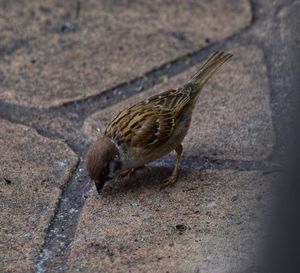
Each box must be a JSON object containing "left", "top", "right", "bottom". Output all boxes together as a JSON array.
[{"left": 105, "top": 90, "right": 191, "bottom": 150}]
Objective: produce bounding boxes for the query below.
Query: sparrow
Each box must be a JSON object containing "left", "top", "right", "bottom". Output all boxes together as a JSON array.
[{"left": 86, "top": 51, "right": 233, "bottom": 194}]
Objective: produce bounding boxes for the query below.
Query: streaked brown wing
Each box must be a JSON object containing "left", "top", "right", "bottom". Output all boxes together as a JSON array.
[{"left": 105, "top": 89, "right": 191, "bottom": 149}]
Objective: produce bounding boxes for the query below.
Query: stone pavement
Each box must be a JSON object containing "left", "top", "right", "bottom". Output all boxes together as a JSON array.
[{"left": 0, "top": 1, "right": 297, "bottom": 272}]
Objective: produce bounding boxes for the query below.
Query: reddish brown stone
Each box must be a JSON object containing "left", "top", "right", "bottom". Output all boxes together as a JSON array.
[
  {"left": 67, "top": 169, "right": 275, "bottom": 273},
  {"left": 0, "top": 119, "right": 78, "bottom": 273},
  {"left": 0, "top": 0, "right": 251, "bottom": 108}
]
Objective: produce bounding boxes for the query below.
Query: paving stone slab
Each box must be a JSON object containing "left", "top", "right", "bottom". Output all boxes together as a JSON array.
[
  {"left": 0, "top": 0, "right": 251, "bottom": 108},
  {"left": 0, "top": 119, "right": 78, "bottom": 273},
  {"left": 67, "top": 168, "right": 275, "bottom": 273},
  {"left": 279, "top": 1, "right": 300, "bottom": 63},
  {"left": 83, "top": 45, "right": 274, "bottom": 161}
]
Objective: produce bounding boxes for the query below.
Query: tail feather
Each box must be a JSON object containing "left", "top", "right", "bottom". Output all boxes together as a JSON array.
[{"left": 187, "top": 51, "right": 233, "bottom": 90}]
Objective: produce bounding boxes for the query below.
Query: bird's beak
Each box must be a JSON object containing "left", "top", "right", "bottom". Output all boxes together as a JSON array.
[{"left": 94, "top": 180, "right": 105, "bottom": 195}]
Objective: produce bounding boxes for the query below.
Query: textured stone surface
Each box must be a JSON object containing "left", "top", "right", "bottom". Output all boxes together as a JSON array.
[
  {"left": 0, "top": 119, "right": 78, "bottom": 273},
  {"left": 1, "top": 1, "right": 293, "bottom": 272},
  {"left": 0, "top": 0, "right": 251, "bottom": 108},
  {"left": 279, "top": 1, "right": 300, "bottom": 64},
  {"left": 83, "top": 45, "right": 274, "bottom": 161},
  {"left": 67, "top": 169, "right": 275, "bottom": 273}
]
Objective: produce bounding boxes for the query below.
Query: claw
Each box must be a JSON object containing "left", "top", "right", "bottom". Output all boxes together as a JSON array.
[
  {"left": 119, "top": 168, "right": 135, "bottom": 178},
  {"left": 159, "top": 144, "right": 183, "bottom": 190},
  {"left": 118, "top": 166, "right": 145, "bottom": 179},
  {"left": 159, "top": 173, "right": 178, "bottom": 190}
]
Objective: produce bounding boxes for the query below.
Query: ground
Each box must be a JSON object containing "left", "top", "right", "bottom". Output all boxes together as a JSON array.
[{"left": 0, "top": 0, "right": 298, "bottom": 272}]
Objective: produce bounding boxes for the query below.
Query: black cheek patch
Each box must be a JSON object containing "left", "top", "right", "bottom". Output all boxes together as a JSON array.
[
  {"left": 99, "top": 167, "right": 109, "bottom": 182},
  {"left": 113, "top": 160, "right": 122, "bottom": 172},
  {"left": 108, "top": 159, "right": 122, "bottom": 178}
]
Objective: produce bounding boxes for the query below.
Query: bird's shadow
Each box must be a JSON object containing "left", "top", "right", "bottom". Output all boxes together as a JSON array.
[{"left": 100, "top": 165, "right": 189, "bottom": 196}]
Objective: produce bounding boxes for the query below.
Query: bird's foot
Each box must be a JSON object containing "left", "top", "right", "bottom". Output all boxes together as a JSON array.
[
  {"left": 119, "top": 168, "right": 134, "bottom": 178},
  {"left": 118, "top": 166, "right": 145, "bottom": 179},
  {"left": 159, "top": 172, "right": 178, "bottom": 190}
]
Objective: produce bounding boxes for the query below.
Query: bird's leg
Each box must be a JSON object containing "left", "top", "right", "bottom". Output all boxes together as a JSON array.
[
  {"left": 119, "top": 166, "right": 145, "bottom": 178},
  {"left": 160, "top": 144, "right": 183, "bottom": 190},
  {"left": 119, "top": 168, "right": 134, "bottom": 178}
]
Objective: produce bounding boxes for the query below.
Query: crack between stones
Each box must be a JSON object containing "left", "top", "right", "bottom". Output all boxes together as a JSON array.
[
  {"left": 251, "top": 1, "right": 293, "bottom": 162},
  {"left": 249, "top": 0, "right": 259, "bottom": 25},
  {"left": 34, "top": 159, "right": 89, "bottom": 273}
]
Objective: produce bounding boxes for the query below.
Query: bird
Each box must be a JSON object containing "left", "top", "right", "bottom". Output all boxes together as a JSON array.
[{"left": 86, "top": 51, "right": 233, "bottom": 194}]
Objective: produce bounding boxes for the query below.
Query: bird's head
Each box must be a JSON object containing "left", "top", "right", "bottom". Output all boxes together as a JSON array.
[{"left": 86, "top": 136, "right": 122, "bottom": 194}]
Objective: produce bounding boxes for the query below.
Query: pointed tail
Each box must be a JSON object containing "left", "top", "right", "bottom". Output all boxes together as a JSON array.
[{"left": 186, "top": 51, "right": 233, "bottom": 92}]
